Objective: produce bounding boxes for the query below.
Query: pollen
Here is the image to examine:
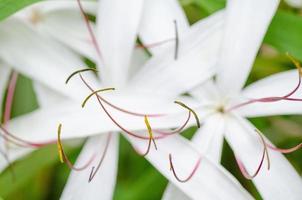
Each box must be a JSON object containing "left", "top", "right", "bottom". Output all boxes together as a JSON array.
[{"left": 57, "top": 124, "right": 64, "bottom": 163}]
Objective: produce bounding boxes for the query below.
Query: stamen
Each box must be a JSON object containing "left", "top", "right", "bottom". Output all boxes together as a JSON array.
[
  {"left": 0, "top": 125, "right": 53, "bottom": 148},
  {"left": 174, "top": 101, "right": 200, "bottom": 128},
  {"left": 136, "top": 38, "right": 175, "bottom": 49},
  {"left": 173, "top": 20, "right": 179, "bottom": 60},
  {"left": 144, "top": 116, "right": 157, "bottom": 150},
  {"left": 234, "top": 129, "right": 270, "bottom": 180},
  {"left": 255, "top": 129, "right": 270, "bottom": 170},
  {"left": 286, "top": 53, "right": 302, "bottom": 76},
  {"left": 3, "top": 71, "right": 18, "bottom": 125},
  {"left": 266, "top": 142, "right": 302, "bottom": 154},
  {"left": 57, "top": 124, "right": 95, "bottom": 171},
  {"left": 76, "top": 0, "right": 103, "bottom": 60},
  {"left": 82, "top": 88, "right": 115, "bottom": 108},
  {"left": 57, "top": 124, "right": 64, "bottom": 163},
  {"left": 169, "top": 153, "right": 201, "bottom": 183},
  {"left": 89, "top": 133, "right": 112, "bottom": 182},
  {"left": 132, "top": 116, "right": 157, "bottom": 157},
  {"left": 78, "top": 74, "right": 192, "bottom": 140},
  {"left": 65, "top": 68, "right": 98, "bottom": 84},
  {"left": 227, "top": 54, "right": 302, "bottom": 112}
]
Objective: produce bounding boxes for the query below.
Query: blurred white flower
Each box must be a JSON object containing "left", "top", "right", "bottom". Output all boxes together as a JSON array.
[
  {"left": 285, "top": 0, "right": 302, "bottom": 8},
  {"left": 0, "top": 0, "right": 253, "bottom": 199},
  {"left": 163, "top": 0, "right": 302, "bottom": 200}
]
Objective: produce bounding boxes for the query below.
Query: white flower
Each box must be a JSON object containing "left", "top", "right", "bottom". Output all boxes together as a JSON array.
[
  {"left": 0, "top": 0, "right": 253, "bottom": 199},
  {"left": 163, "top": 0, "right": 302, "bottom": 199}
]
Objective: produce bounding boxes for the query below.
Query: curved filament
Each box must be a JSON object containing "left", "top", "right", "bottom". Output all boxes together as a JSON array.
[
  {"left": 174, "top": 101, "right": 200, "bottom": 128},
  {"left": 266, "top": 142, "right": 302, "bottom": 154},
  {"left": 57, "top": 124, "right": 95, "bottom": 171},
  {"left": 82, "top": 88, "right": 115, "bottom": 108},
  {"left": 76, "top": 0, "right": 103, "bottom": 60},
  {"left": 65, "top": 68, "right": 98, "bottom": 84},
  {"left": 174, "top": 20, "right": 179, "bottom": 60},
  {"left": 235, "top": 129, "right": 270, "bottom": 180},
  {"left": 89, "top": 133, "right": 112, "bottom": 182},
  {"left": 169, "top": 153, "right": 201, "bottom": 183}
]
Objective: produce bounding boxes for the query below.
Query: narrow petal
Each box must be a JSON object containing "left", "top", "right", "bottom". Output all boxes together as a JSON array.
[
  {"left": 162, "top": 114, "right": 226, "bottom": 200},
  {"left": 0, "top": 18, "right": 100, "bottom": 101},
  {"left": 128, "top": 11, "right": 225, "bottom": 98},
  {"left": 192, "top": 114, "right": 225, "bottom": 162},
  {"left": 35, "top": 5, "right": 98, "bottom": 61},
  {"left": 0, "top": 64, "right": 10, "bottom": 115},
  {"left": 216, "top": 0, "right": 279, "bottom": 94},
  {"left": 238, "top": 70, "right": 302, "bottom": 117},
  {"left": 61, "top": 134, "right": 118, "bottom": 200},
  {"left": 126, "top": 134, "right": 252, "bottom": 200},
  {"left": 138, "top": 0, "right": 189, "bottom": 55},
  {"left": 33, "top": 83, "right": 66, "bottom": 108},
  {"left": 162, "top": 185, "right": 191, "bottom": 200},
  {"left": 225, "top": 115, "right": 302, "bottom": 199},
  {"left": 96, "top": 0, "right": 144, "bottom": 86},
  {"left": 7, "top": 95, "right": 196, "bottom": 143}
]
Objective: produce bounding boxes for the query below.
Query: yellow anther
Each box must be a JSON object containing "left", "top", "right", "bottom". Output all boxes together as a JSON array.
[
  {"left": 174, "top": 101, "right": 200, "bottom": 128},
  {"left": 82, "top": 88, "right": 115, "bottom": 108},
  {"left": 286, "top": 53, "right": 302, "bottom": 76},
  {"left": 65, "top": 68, "right": 98, "bottom": 84},
  {"left": 57, "top": 124, "right": 64, "bottom": 163},
  {"left": 144, "top": 115, "right": 157, "bottom": 150}
]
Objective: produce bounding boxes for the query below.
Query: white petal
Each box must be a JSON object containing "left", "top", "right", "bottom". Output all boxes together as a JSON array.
[
  {"left": 225, "top": 115, "right": 302, "bottom": 200},
  {"left": 0, "top": 18, "right": 100, "bottom": 101},
  {"left": 128, "top": 10, "right": 225, "bottom": 98},
  {"left": 126, "top": 134, "right": 252, "bottom": 200},
  {"left": 162, "top": 114, "right": 226, "bottom": 200},
  {"left": 0, "top": 147, "right": 32, "bottom": 172},
  {"left": 139, "top": 0, "right": 189, "bottom": 56},
  {"left": 33, "top": 83, "right": 66, "bottom": 108},
  {"left": 61, "top": 134, "right": 118, "bottom": 200},
  {"left": 35, "top": 6, "right": 98, "bottom": 61},
  {"left": 216, "top": 0, "right": 279, "bottom": 94},
  {"left": 162, "top": 184, "right": 191, "bottom": 200},
  {"left": 192, "top": 114, "right": 225, "bottom": 162},
  {"left": 0, "top": 64, "right": 10, "bottom": 115},
  {"left": 7, "top": 95, "right": 196, "bottom": 143},
  {"left": 237, "top": 70, "right": 302, "bottom": 117},
  {"left": 96, "top": 0, "right": 144, "bottom": 86}
]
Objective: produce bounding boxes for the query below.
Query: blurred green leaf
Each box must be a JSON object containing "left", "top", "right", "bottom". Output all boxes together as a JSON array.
[
  {"left": 265, "top": 11, "right": 302, "bottom": 61},
  {"left": 0, "top": 145, "right": 73, "bottom": 198},
  {"left": 0, "top": 0, "right": 42, "bottom": 21},
  {"left": 193, "top": 0, "right": 225, "bottom": 13}
]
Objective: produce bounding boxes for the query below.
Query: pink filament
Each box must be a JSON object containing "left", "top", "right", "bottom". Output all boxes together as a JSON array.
[
  {"left": 88, "top": 133, "right": 112, "bottom": 182},
  {"left": 169, "top": 153, "right": 201, "bottom": 183},
  {"left": 266, "top": 142, "right": 302, "bottom": 154},
  {"left": 76, "top": 0, "right": 103, "bottom": 60},
  {"left": 227, "top": 70, "right": 302, "bottom": 112},
  {"left": 79, "top": 74, "right": 191, "bottom": 140},
  {"left": 136, "top": 38, "right": 175, "bottom": 49},
  {"left": 3, "top": 71, "right": 18, "bottom": 125}
]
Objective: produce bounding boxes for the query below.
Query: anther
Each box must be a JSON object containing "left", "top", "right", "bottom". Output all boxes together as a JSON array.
[
  {"left": 65, "top": 68, "right": 98, "bottom": 84},
  {"left": 82, "top": 88, "right": 115, "bottom": 108},
  {"left": 57, "top": 124, "right": 95, "bottom": 171},
  {"left": 174, "top": 101, "right": 200, "bottom": 128}
]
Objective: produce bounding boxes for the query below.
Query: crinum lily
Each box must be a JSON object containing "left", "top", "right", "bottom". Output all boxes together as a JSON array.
[
  {"left": 0, "top": 0, "right": 253, "bottom": 199},
  {"left": 0, "top": 0, "right": 98, "bottom": 163},
  {"left": 162, "top": 0, "right": 302, "bottom": 200}
]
